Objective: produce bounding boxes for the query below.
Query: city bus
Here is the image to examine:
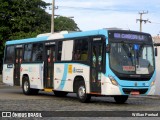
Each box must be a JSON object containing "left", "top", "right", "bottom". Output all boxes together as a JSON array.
[{"left": 2, "top": 29, "right": 156, "bottom": 103}]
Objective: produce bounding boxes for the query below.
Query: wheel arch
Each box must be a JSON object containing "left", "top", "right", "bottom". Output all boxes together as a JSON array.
[
  {"left": 22, "top": 74, "right": 29, "bottom": 80},
  {"left": 73, "top": 76, "right": 85, "bottom": 93},
  {"left": 22, "top": 74, "right": 29, "bottom": 85}
]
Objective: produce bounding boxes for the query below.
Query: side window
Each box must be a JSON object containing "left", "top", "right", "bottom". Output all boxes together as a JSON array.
[
  {"left": 73, "top": 38, "right": 88, "bottom": 61},
  {"left": 57, "top": 41, "right": 62, "bottom": 61},
  {"left": 142, "top": 46, "right": 153, "bottom": 66},
  {"left": 24, "top": 44, "right": 32, "bottom": 62},
  {"left": 5, "top": 46, "right": 15, "bottom": 63},
  {"left": 32, "top": 43, "right": 43, "bottom": 62}
]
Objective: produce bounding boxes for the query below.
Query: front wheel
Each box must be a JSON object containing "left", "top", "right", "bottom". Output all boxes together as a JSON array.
[
  {"left": 114, "top": 95, "right": 128, "bottom": 104},
  {"left": 76, "top": 81, "right": 91, "bottom": 103},
  {"left": 22, "top": 77, "right": 39, "bottom": 95}
]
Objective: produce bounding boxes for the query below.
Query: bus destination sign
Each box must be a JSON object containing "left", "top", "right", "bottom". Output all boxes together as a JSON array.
[{"left": 114, "top": 33, "right": 147, "bottom": 41}]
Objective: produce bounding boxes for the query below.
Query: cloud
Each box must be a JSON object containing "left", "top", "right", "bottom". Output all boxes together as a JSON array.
[
  {"left": 56, "top": 0, "right": 115, "bottom": 8},
  {"left": 75, "top": 12, "right": 139, "bottom": 31},
  {"left": 43, "top": 0, "right": 160, "bottom": 35}
]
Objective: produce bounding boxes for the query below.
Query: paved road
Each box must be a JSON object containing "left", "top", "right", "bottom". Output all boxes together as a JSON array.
[{"left": 0, "top": 82, "right": 160, "bottom": 119}]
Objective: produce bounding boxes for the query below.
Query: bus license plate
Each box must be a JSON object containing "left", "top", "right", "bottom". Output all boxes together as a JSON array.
[{"left": 130, "top": 91, "right": 140, "bottom": 95}]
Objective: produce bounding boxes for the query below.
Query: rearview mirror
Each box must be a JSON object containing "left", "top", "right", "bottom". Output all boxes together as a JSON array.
[{"left": 155, "top": 48, "right": 157, "bottom": 56}]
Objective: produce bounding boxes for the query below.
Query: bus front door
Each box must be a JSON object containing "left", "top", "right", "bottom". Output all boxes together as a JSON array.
[
  {"left": 91, "top": 41, "right": 104, "bottom": 93},
  {"left": 44, "top": 45, "right": 55, "bottom": 88},
  {"left": 14, "top": 48, "right": 22, "bottom": 86}
]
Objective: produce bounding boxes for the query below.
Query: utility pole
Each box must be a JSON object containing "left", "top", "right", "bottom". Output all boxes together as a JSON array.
[
  {"left": 51, "top": 0, "right": 55, "bottom": 34},
  {"left": 136, "top": 11, "right": 149, "bottom": 32}
]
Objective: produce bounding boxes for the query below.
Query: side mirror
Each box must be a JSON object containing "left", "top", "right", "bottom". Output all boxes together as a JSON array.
[
  {"left": 106, "top": 44, "right": 110, "bottom": 53},
  {"left": 155, "top": 48, "right": 158, "bottom": 56}
]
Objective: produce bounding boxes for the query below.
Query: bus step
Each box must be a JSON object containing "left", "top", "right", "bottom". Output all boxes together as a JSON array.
[{"left": 44, "top": 88, "right": 53, "bottom": 92}]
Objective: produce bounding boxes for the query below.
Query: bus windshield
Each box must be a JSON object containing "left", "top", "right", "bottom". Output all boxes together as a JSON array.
[{"left": 110, "top": 42, "right": 154, "bottom": 75}]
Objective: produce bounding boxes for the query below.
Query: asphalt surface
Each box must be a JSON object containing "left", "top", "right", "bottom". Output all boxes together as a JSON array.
[{"left": 1, "top": 75, "right": 160, "bottom": 120}]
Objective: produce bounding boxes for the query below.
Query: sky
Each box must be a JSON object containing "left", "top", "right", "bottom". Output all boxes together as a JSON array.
[{"left": 43, "top": 0, "right": 160, "bottom": 36}]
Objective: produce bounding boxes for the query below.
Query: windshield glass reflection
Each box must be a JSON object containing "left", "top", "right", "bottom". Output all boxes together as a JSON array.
[{"left": 110, "top": 43, "right": 154, "bottom": 75}]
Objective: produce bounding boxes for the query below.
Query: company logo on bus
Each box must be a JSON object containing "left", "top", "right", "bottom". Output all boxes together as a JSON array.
[{"left": 73, "top": 67, "right": 83, "bottom": 73}]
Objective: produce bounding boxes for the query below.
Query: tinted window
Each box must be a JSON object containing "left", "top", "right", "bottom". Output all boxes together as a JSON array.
[
  {"left": 32, "top": 43, "right": 43, "bottom": 62},
  {"left": 110, "top": 43, "right": 154, "bottom": 75},
  {"left": 24, "top": 44, "right": 32, "bottom": 62},
  {"left": 5, "top": 46, "right": 15, "bottom": 63},
  {"left": 57, "top": 41, "right": 62, "bottom": 61},
  {"left": 73, "top": 38, "right": 88, "bottom": 61}
]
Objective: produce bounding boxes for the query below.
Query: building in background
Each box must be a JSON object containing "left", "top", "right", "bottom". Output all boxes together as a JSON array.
[{"left": 153, "top": 35, "right": 160, "bottom": 95}]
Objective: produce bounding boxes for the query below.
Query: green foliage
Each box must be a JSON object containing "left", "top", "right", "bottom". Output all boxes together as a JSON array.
[
  {"left": 55, "top": 16, "right": 80, "bottom": 32},
  {"left": 0, "top": 0, "right": 80, "bottom": 61},
  {"left": 0, "top": 0, "right": 51, "bottom": 57}
]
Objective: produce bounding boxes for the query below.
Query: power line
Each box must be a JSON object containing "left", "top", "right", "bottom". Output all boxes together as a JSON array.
[
  {"left": 57, "top": 6, "right": 158, "bottom": 13},
  {"left": 57, "top": 6, "right": 140, "bottom": 12},
  {"left": 150, "top": 21, "right": 160, "bottom": 24},
  {"left": 54, "top": 5, "right": 160, "bottom": 31}
]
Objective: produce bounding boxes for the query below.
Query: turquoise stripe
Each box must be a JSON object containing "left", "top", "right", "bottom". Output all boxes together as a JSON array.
[{"left": 57, "top": 64, "right": 68, "bottom": 90}]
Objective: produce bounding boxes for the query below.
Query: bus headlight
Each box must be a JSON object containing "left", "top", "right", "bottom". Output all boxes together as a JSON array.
[
  {"left": 109, "top": 75, "right": 118, "bottom": 86},
  {"left": 150, "top": 81, "right": 155, "bottom": 86}
]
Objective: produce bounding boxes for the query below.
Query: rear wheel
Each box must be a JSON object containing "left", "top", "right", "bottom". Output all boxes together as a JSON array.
[
  {"left": 76, "top": 81, "right": 91, "bottom": 103},
  {"left": 22, "top": 76, "right": 39, "bottom": 95},
  {"left": 114, "top": 95, "right": 128, "bottom": 104}
]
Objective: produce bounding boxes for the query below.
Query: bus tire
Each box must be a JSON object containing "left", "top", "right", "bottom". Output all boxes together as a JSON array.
[
  {"left": 22, "top": 76, "right": 39, "bottom": 95},
  {"left": 76, "top": 81, "right": 91, "bottom": 103},
  {"left": 54, "top": 91, "right": 68, "bottom": 97},
  {"left": 114, "top": 95, "right": 128, "bottom": 104}
]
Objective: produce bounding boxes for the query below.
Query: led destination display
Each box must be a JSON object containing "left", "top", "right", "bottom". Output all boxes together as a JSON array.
[{"left": 114, "top": 33, "right": 146, "bottom": 41}]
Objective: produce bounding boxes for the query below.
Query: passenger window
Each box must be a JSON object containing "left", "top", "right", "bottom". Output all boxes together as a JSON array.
[
  {"left": 5, "top": 46, "right": 15, "bottom": 63},
  {"left": 24, "top": 44, "right": 32, "bottom": 62},
  {"left": 73, "top": 38, "right": 88, "bottom": 61},
  {"left": 32, "top": 43, "right": 43, "bottom": 62},
  {"left": 57, "top": 41, "right": 62, "bottom": 61}
]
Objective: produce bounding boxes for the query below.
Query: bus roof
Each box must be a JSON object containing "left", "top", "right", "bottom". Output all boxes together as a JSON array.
[
  {"left": 5, "top": 29, "right": 152, "bottom": 45},
  {"left": 6, "top": 29, "right": 108, "bottom": 45},
  {"left": 6, "top": 36, "right": 49, "bottom": 45},
  {"left": 47, "top": 29, "right": 107, "bottom": 40},
  {"left": 63, "top": 29, "right": 107, "bottom": 39}
]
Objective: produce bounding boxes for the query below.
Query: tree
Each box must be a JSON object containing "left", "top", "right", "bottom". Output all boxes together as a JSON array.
[
  {"left": 0, "top": 0, "right": 51, "bottom": 58},
  {"left": 1, "top": 0, "right": 51, "bottom": 39},
  {"left": 54, "top": 16, "right": 80, "bottom": 32},
  {"left": 0, "top": 0, "right": 52, "bottom": 73},
  {"left": 0, "top": 0, "right": 80, "bottom": 65}
]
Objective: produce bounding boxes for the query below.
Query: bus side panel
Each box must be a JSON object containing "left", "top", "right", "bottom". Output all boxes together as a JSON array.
[
  {"left": 21, "top": 64, "right": 44, "bottom": 89},
  {"left": 54, "top": 63, "right": 90, "bottom": 93},
  {"left": 2, "top": 64, "right": 14, "bottom": 86},
  {"left": 101, "top": 74, "right": 121, "bottom": 95}
]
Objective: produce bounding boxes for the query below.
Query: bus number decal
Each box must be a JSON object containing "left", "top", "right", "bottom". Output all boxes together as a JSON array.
[{"left": 7, "top": 64, "right": 13, "bottom": 68}]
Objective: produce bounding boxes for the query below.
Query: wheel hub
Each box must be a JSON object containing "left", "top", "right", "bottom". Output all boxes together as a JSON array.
[
  {"left": 24, "top": 81, "right": 29, "bottom": 92},
  {"left": 78, "top": 86, "right": 85, "bottom": 98}
]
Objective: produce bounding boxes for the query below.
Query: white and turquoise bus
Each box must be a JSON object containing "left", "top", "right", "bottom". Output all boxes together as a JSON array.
[{"left": 2, "top": 29, "right": 156, "bottom": 103}]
